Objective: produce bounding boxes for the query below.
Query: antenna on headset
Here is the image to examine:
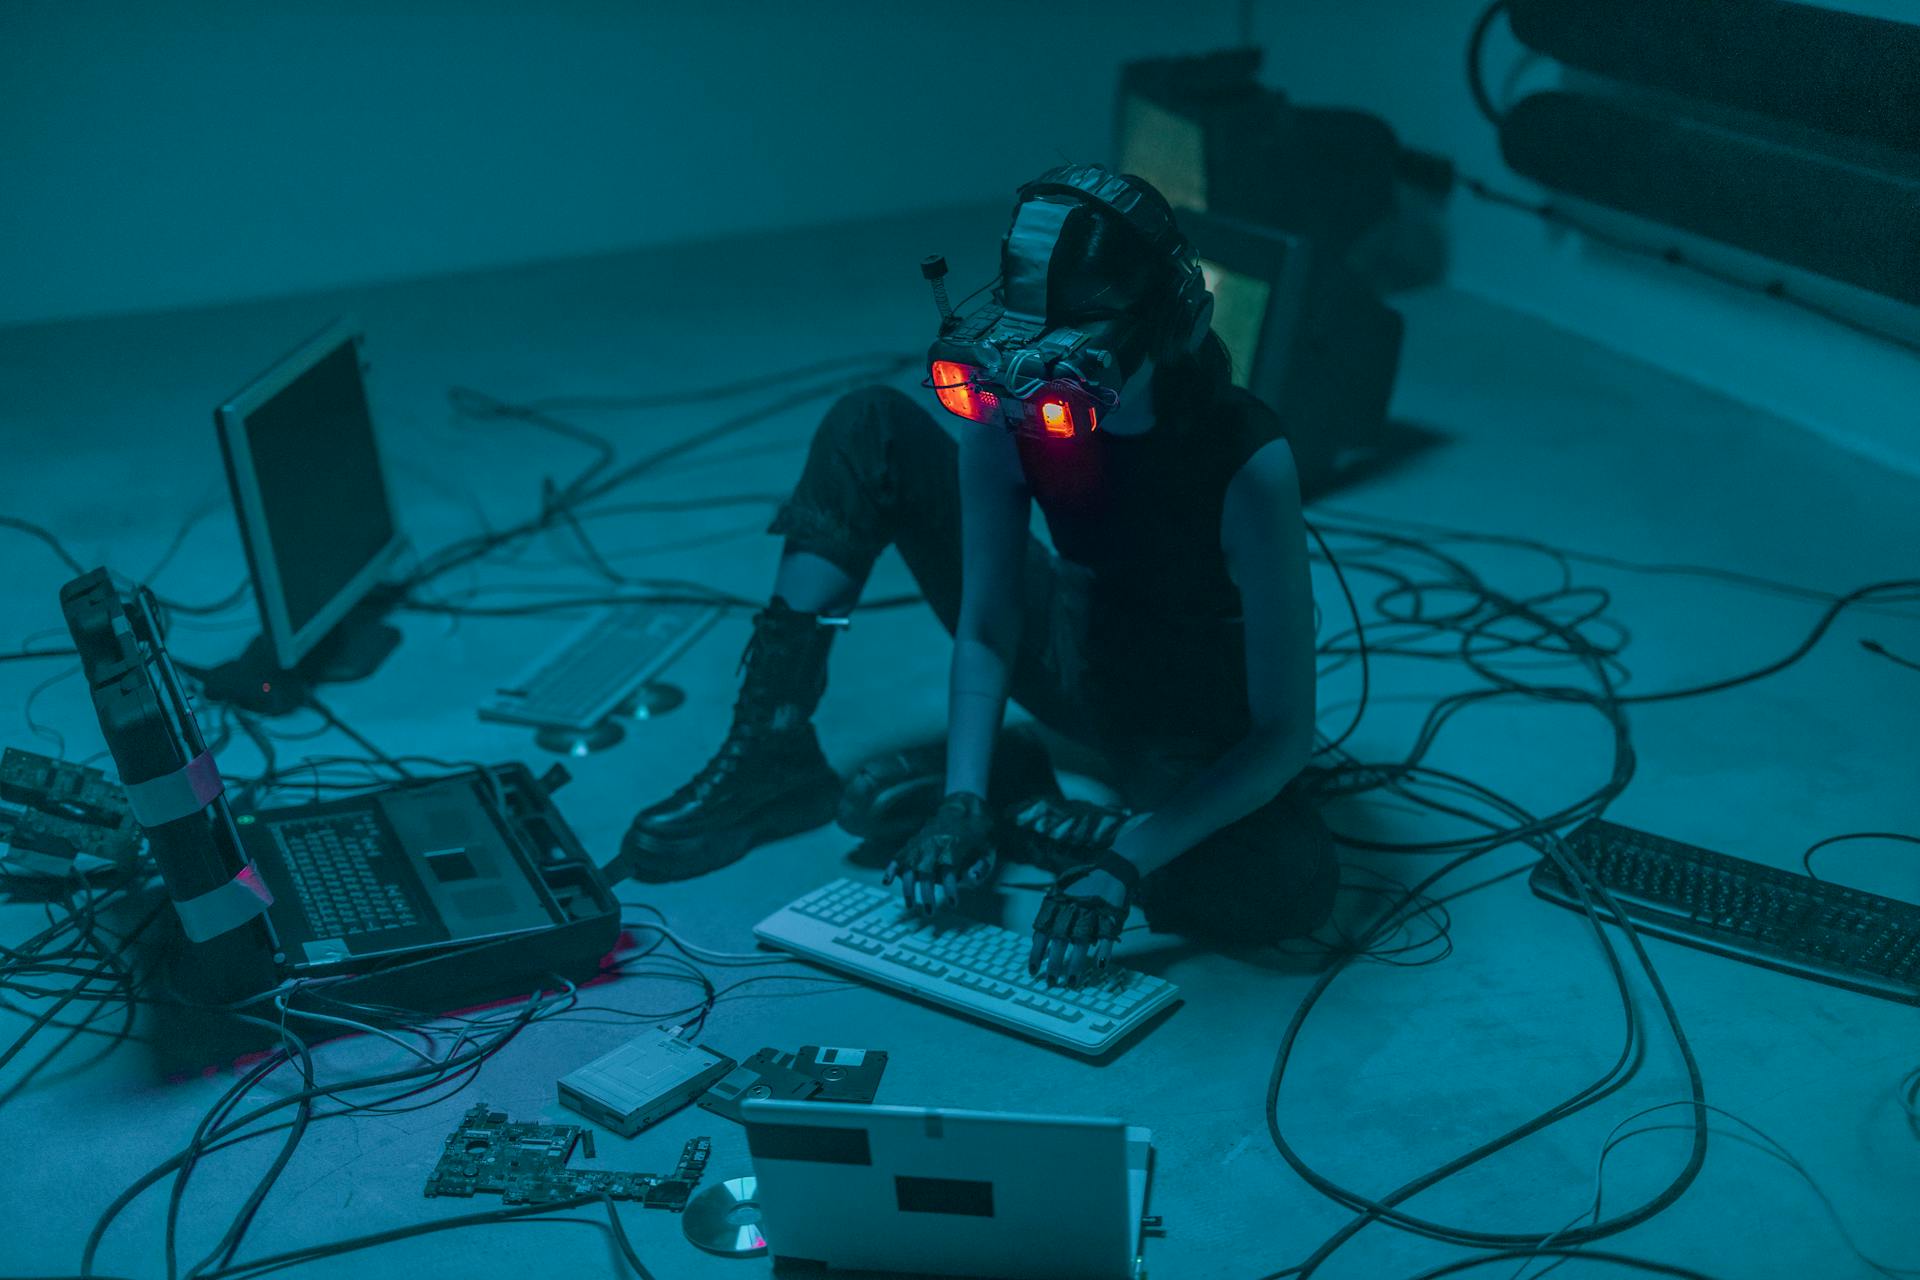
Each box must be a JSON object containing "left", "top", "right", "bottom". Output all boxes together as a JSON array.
[{"left": 921, "top": 255, "right": 955, "bottom": 330}]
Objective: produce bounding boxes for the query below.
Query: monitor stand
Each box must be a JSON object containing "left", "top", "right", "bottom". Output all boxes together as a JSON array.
[{"left": 195, "top": 601, "right": 401, "bottom": 716}]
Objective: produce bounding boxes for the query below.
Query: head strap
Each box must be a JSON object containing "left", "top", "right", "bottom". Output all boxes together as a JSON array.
[
  {"left": 1002, "top": 196, "right": 1075, "bottom": 324},
  {"left": 1007, "top": 164, "right": 1214, "bottom": 356},
  {"left": 1016, "top": 164, "right": 1185, "bottom": 261}
]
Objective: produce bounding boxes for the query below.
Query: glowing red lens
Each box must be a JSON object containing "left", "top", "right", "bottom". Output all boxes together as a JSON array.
[
  {"left": 1039, "top": 400, "right": 1073, "bottom": 437},
  {"left": 931, "top": 361, "right": 993, "bottom": 423}
]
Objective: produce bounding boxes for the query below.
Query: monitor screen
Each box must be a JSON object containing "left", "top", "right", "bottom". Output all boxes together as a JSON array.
[
  {"left": 223, "top": 329, "right": 398, "bottom": 659},
  {"left": 1199, "top": 257, "right": 1270, "bottom": 390},
  {"left": 1117, "top": 92, "right": 1209, "bottom": 212}
]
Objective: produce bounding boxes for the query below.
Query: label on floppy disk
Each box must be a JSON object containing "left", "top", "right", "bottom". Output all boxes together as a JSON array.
[
  {"left": 795, "top": 1045, "right": 888, "bottom": 1104},
  {"left": 698, "top": 1047, "right": 820, "bottom": 1124}
]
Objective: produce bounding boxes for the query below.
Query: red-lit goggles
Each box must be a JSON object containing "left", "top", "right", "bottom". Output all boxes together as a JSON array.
[
  {"left": 921, "top": 283, "right": 1139, "bottom": 441},
  {"left": 926, "top": 358, "right": 1112, "bottom": 439},
  {"left": 920, "top": 187, "right": 1149, "bottom": 441}
]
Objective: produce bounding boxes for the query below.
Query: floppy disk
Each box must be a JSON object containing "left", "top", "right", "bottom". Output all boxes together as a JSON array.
[
  {"left": 794, "top": 1045, "right": 888, "bottom": 1104},
  {"left": 697, "top": 1048, "right": 819, "bottom": 1124}
]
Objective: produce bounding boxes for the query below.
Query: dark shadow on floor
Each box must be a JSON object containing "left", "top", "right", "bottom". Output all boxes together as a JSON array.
[{"left": 1301, "top": 417, "right": 1451, "bottom": 505}]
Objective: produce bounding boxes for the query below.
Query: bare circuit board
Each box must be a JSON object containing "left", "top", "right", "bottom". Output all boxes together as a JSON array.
[
  {"left": 423, "top": 1104, "right": 711, "bottom": 1211},
  {"left": 0, "top": 747, "right": 140, "bottom": 874}
]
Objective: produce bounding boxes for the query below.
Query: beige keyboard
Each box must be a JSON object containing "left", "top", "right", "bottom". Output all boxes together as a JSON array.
[{"left": 753, "top": 878, "right": 1180, "bottom": 1055}]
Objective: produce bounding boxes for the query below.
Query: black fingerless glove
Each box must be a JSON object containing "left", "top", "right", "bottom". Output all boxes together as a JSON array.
[
  {"left": 1006, "top": 796, "right": 1133, "bottom": 873},
  {"left": 885, "top": 791, "right": 996, "bottom": 915},
  {"left": 1034, "top": 853, "right": 1140, "bottom": 943}
]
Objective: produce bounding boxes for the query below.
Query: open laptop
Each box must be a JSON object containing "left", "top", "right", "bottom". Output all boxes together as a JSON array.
[
  {"left": 742, "top": 1099, "right": 1153, "bottom": 1280},
  {"left": 239, "top": 770, "right": 573, "bottom": 972}
]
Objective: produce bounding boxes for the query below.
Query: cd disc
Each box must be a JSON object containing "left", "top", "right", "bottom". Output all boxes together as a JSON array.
[{"left": 681, "top": 1176, "right": 768, "bottom": 1257}]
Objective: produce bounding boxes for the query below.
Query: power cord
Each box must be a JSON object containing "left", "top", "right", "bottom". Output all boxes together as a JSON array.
[
  {"left": 1800, "top": 831, "right": 1920, "bottom": 882},
  {"left": 1861, "top": 638, "right": 1920, "bottom": 674},
  {"left": 1466, "top": 0, "right": 1513, "bottom": 127}
]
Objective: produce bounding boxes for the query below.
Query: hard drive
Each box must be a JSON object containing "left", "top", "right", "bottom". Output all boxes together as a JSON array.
[{"left": 558, "top": 1030, "right": 736, "bottom": 1137}]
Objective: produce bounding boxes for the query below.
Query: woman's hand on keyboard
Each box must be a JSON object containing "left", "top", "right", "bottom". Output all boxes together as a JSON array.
[
  {"left": 1028, "top": 853, "right": 1138, "bottom": 987},
  {"left": 883, "top": 791, "right": 997, "bottom": 916}
]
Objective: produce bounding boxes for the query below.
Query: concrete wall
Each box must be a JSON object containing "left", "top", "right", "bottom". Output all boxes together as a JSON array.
[
  {"left": 6, "top": 1, "right": 1914, "bottom": 475},
  {"left": 0, "top": 0, "right": 1234, "bottom": 327}
]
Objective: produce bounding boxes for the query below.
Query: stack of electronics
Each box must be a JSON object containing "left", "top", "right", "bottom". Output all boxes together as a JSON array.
[
  {"left": 62, "top": 557, "right": 624, "bottom": 1011},
  {"left": 41, "top": 319, "right": 707, "bottom": 1012},
  {"left": 1114, "top": 47, "right": 1412, "bottom": 498}
]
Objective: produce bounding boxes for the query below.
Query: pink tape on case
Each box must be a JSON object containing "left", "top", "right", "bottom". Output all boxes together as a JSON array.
[
  {"left": 123, "top": 751, "right": 225, "bottom": 826},
  {"left": 173, "top": 861, "right": 274, "bottom": 942}
]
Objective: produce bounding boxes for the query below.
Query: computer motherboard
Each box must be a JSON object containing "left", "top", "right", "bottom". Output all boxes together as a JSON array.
[
  {"left": 423, "top": 1104, "right": 710, "bottom": 1210},
  {"left": 0, "top": 747, "right": 139, "bottom": 874}
]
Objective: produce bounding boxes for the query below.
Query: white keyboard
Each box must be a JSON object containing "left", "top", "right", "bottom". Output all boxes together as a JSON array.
[{"left": 753, "top": 879, "right": 1180, "bottom": 1056}]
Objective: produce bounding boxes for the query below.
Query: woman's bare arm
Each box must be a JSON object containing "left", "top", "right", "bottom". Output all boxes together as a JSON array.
[{"left": 944, "top": 423, "right": 1032, "bottom": 800}]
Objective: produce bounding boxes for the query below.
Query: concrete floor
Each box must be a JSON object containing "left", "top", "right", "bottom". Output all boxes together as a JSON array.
[{"left": 2, "top": 204, "right": 1917, "bottom": 1280}]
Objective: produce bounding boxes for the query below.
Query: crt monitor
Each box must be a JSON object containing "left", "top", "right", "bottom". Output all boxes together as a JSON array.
[
  {"left": 1114, "top": 49, "right": 1400, "bottom": 255},
  {"left": 1116, "top": 78, "right": 1213, "bottom": 213},
  {"left": 1178, "top": 207, "right": 1404, "bottom": 499},
  {"left": 208, "top": 318, "right": 406, "bottom": 710},
  {"left": 1112, "top": 47, "right": 1265, "bottom": 217}
]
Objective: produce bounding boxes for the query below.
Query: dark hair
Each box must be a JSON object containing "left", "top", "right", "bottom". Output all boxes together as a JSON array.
[{"left": 1041, "top": 172, "right": 1234, "bottom": 421}]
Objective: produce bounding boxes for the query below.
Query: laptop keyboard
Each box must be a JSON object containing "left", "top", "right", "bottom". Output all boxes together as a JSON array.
[{"left": 270, "top": 812, "right": 421, "bottom": 939}]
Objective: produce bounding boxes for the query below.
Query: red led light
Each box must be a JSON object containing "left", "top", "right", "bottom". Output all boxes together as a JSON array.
[
  {"left": 931, "top": 360, "right": 992, "bottom": 423},
  {"left": 1040, "top": 400, "right": 1073, "bottom": 437}
]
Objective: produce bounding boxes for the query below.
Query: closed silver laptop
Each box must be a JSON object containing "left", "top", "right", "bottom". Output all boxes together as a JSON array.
[{"left": 743, "top": 1098, "right": 1153, "bottom": 1280}]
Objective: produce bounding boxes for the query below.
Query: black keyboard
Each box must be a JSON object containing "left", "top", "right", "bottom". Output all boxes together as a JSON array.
[
  {"left": 1531, "top": 818, "right": 1920, "bottom": 1005},
  {"left": 269, "top": 813, "right": 421, "bottom": 940}
]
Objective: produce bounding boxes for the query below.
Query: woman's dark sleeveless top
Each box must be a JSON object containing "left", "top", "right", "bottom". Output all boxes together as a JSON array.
[{"left": 1012, "top": 385, "right": 1290, "bottom": 746}]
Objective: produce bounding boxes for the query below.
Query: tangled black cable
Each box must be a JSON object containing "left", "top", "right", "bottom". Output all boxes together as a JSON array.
[
  {"left": 78, "top": 977, "right": 569, "bottom": 1277},
  {"left": 71, "top": 940, "right": 852, "bottom": 1278},
  {"left": 400, "top": 352, "right": 920, "bottom": 599},
  {"left": 1261, "top": 494, "right": 1920, "bottom": 1278},
  {"left": 0, "top": 868, "right": 164, "bottom": 1091},
  {"left": 1263, "top": 492, "right": 1920, "bottom": 1277},
  {"left": 1466, "top": 0, "right": 1513, "bottom": 127}
]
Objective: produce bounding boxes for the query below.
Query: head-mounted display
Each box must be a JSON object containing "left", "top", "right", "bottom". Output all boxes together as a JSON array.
[{"left": 922, "top": 165, "right": 1214, "bottom": 440}]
